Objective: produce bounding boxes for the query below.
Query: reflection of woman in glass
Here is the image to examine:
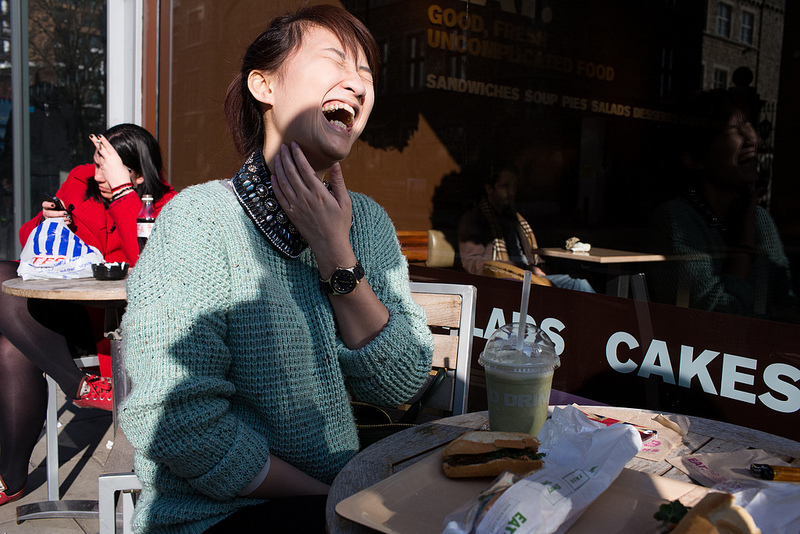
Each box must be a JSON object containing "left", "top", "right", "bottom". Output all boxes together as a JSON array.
[
  {"left": 119, "top": 6, "right": 433, "bottom": 532},
  {"left": 647, "top": 89, "right": 799, "bottom": 321}
]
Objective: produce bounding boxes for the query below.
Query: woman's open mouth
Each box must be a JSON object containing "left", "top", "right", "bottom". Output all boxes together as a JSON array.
[
  {"left": 738, "top": 151, "right": 757, "bottom": 167},
  {"left": 322, "top": 101, "right": 355, "bottom": 133}
]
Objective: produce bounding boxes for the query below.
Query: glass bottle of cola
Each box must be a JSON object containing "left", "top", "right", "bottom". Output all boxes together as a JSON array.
[{"left": 137, "top": 195, "right": 156, "bottom": 252}]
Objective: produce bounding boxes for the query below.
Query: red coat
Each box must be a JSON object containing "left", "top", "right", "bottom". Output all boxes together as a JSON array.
[{"left": 19, "top": 164, "right": 177, "bottom": 267}]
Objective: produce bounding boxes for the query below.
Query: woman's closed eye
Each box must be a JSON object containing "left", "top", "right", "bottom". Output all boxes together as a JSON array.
[
  {"left": 324, "top": 50, "right": 372, "bottom": 83},
  {"left": 358, "top": 68, "right": 374, "bottom": 85}
]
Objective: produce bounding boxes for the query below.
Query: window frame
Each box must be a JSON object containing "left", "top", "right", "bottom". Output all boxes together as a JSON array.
[
  {"left": 7, "top": 0, "right": 142, "bottom": 258},
  {"left": 107, "top": 0, "right": 143, "bottom": 127},
  {"left": 713, "top": 66, "right": 729, "bottom": 89},
  {"left": 740, "top": 9, "right": 755, "bottom": 45},
  {"left": 716, "top": 2, "right": 732, "bottom": 38}
]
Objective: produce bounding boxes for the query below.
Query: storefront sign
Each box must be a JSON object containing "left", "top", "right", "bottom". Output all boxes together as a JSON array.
[{"left": 410, "top": 265, "right": 800, "bottom": 441}]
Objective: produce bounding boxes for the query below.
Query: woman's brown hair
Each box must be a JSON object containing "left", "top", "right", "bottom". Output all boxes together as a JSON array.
[{"left": 223, "top": 5, "right": 380, "bottom": 158}]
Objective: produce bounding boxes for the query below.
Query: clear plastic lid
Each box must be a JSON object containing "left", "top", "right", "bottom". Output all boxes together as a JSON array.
[{"left": 479, "top": 322, "right": 560, "bottom": 372}]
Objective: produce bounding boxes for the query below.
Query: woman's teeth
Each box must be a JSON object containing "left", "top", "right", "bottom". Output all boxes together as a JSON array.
[{"left": 322, "top": 102, "right": 355, "bottom": 130}]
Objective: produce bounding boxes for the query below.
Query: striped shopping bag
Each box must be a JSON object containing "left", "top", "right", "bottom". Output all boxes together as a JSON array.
[{"left": 17, "top": 218, "right": 104, "bottom": 280}]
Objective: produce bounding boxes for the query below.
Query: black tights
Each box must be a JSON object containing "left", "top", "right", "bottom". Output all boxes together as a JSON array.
[{"left": 0, "top": 261, "right": 97, "bottom": 494}]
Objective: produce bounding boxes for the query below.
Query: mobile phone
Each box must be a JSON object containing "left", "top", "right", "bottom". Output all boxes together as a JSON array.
[{"left": 44, "top": 192, "right": 65, "bottom": 211}]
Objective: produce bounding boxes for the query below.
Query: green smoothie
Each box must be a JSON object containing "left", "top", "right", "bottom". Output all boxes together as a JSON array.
[
  {"left": 479, "top": 323, "right": 560, "bottom": 438},
  {"left": 485, "top": 367, "right": 554, "bottom": 435}
]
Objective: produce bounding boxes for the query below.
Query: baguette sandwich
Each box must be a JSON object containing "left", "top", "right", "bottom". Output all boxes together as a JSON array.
[
  {"left": 442, "top": 431, "right": 545, "bottom": 478},
  {"left": 657, "top": 493, "right": 760, "bottom": 534}
]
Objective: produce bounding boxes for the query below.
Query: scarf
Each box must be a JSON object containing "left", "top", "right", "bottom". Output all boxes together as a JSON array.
[{"left": 479, "top": 197, "right": 540, "bottom": 266}]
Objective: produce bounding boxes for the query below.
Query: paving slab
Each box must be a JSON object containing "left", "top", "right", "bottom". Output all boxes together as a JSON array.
[{"left": 1, "top": 390, "right": 114, "bottom": 534}]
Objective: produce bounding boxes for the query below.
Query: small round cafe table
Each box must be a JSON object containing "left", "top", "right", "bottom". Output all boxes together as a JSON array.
[
  {"left": 326, "top": 408, "right": 800, "bottom": 534},
  {"left": 1, "top": 275, "right": 126, "bottom": 305}
]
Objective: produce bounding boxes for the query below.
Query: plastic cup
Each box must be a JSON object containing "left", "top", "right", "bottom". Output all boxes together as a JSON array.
[{"left": 479, "top": 322, "right": 560, "bottom": 437}]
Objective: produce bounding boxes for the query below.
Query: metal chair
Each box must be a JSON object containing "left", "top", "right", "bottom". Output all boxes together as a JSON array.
[{"left": 98, "top": 332, "right": 138, "bottom": 534}]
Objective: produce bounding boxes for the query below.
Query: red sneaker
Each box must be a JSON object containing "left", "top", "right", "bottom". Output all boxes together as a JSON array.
[
  {"left": 0, "top": 475, "right": 26, "bottom": 507},
  {"left": 73, "top": 375, "right": 113, "bottom": 410}
]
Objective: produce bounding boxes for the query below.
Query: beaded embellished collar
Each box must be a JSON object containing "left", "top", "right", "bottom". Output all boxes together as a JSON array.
[
  {"left": 682, "top": 188, "right": 728, "bottom": 236},
  {"left": 230, "top": 151, "right": 307, "bottom": 258}
]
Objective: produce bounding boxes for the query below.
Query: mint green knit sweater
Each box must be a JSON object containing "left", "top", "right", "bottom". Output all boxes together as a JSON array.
[{"left": 119, "top": 180, "right": 434, "bottom": 533}]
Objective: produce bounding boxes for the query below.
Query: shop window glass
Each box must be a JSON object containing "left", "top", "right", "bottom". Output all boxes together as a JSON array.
[
  {"left": 741, "top": 11, "right": 754, "bottom": 44},
  {"left": 713, "top": 67, "right": 728, "bottom": 89},
  {"left": 716, "top": 3, "right": 732, "bottom": 37},
  {"left": 0, "top": 0, "right": 106, "bottom": 259}
]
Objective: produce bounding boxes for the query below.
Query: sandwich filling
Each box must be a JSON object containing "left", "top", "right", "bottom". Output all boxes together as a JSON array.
[{"left": 445, "top": 448, "right": 545, "bottom": 466}]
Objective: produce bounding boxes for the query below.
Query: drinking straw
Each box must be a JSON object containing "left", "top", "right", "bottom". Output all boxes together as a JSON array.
[{"left": 517, "top": 270, "right": 532, "bottom": 351}]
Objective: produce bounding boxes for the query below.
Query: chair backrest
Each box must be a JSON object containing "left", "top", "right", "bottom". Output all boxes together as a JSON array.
[
  {"left": 482, "top": 260, "right": 554, "bottom": 286},
  {"left": 426, "top": 229, "right": 455, "bottom": 268},
  {"left": 409, "top": 281, "right": 477, "bottom": 416}
]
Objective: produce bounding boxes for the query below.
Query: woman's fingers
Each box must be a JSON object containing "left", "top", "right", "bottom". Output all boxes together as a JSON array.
[
  {"left": 272, "top": 149, "right": 296, "bottom": 211},
  {"left": 271, "top": 144, "right": 353, "bottom": 253},
  {"left": 288, "top": 142, "right": 317, "bottom": 187},
  {"left": 90, "top": 134, "right": 122, "bottom": 166},
  {"left": 41, "top": 203, "right": 70, "bottom": 222},
  {"left": 274, "top": 143, "right": 325, "bottom": 211},
  {"left": 90, "top": 134, "right": 132, "bottom": 189},
  {"left": 276, "top": 143, "right": 346, "bottom": 205},
  {"left": 327, "top": 163, "right": 348, "bottom": 200}
]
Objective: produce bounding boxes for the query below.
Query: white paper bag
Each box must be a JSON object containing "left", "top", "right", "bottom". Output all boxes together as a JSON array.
[
  {"left": 443, "top": 406, "right": 643, "bottom": 534},
  {"left": 17, "top": 218, "right": 104, "bottom": 280}
]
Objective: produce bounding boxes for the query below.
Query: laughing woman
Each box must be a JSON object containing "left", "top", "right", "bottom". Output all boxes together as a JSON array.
[{"left": 118, "top": 6, "right": 434, "bottom": 533}]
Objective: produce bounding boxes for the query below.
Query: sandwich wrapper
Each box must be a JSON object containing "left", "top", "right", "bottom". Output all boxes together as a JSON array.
[
  {"left": 442, "top": 405, "right": 643, "bottom": 534},
  {"left": 668, "top": 449, "right": 800, "bottom": 534},
  {"left": 573, "top": 405, "right": 688, "bottom": 462}
]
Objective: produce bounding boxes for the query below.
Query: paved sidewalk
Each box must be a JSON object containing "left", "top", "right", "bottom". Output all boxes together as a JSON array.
[{"left": 0, "top": 389, "right": 113, "bottom": 534}]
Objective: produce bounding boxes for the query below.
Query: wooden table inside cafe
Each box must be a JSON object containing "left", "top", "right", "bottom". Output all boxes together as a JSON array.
[
  {"left": 536, "top": 247, "right": 667, "bottom": 298},
  {"left": 326, "top": 408, "right": 800, "bottom": 534}
]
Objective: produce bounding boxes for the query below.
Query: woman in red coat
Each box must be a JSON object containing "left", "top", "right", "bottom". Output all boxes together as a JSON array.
[{"left": 0, "top": 123, "right": 176, "bottom": 506}]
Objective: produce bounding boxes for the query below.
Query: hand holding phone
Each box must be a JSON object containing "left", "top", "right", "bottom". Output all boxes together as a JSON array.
[{"left": 44, "top": 192, "right": 65, "bottom": 212}]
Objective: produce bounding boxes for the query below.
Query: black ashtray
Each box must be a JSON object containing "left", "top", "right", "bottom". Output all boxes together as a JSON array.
[{"left": 92, "top": 262, "right": 129, "bottom": 280}]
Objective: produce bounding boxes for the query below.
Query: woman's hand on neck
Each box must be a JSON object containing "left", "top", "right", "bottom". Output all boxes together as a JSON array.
[
  {"left": 270, "top": 143, "right": 355, "bottom": 273},
  {"left": 264, "top": 144, "right": 328, "bottom": 183}
]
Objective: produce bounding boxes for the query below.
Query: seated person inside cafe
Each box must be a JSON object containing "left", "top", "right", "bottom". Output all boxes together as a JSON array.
[
  {"left": 458, "top": 163, "right": 595, "bottom": 292},
  {"left": 118, "top": 6, "right": 434, "bottom": 533},
  {"left": 0, "top": 123, "right": 176, "bottom": 506},
  {"left": 646, "top": 89, "right": 799, "bottom": 322}
]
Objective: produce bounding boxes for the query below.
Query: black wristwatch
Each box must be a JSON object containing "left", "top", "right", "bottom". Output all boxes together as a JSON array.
[{"left": 320, "top": 260, "right": 365, "bottom": 295}]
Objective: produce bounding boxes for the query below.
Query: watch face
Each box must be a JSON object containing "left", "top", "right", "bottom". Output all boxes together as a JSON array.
[{"left": 331, "top": 269, "right": 358, "bottom": 294}]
